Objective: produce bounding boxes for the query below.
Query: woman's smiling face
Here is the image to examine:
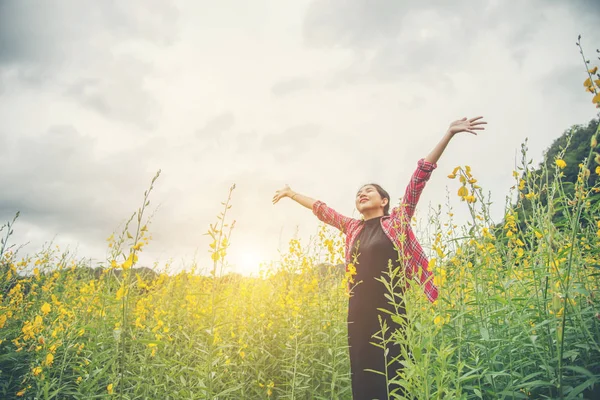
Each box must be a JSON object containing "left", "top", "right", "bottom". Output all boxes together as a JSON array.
[{"left": 355, "top": 184, "right": 388, "bottom": 215}]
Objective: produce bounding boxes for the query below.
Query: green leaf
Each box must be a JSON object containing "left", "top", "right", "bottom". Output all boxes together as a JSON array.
[
  {"left": 563, "top": 365, "right": 595, "bottom": 378},
  {"left": 565, "top": 377, "right": 600, "bottom": 399},
  {"left": 480, "top": 327, "right": 490, "bottom": 341}
]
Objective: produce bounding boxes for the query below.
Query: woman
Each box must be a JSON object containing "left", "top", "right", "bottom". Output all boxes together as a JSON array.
[{"left": 272, "top": 117, "right": 487, "bottom": 399}]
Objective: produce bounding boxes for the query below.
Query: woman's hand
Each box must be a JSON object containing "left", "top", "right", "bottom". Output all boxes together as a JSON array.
[
  {"left": 272, "top": 184, "right": 294, "bottom": 205},
  {"left": 447, "top": 116, "right": 487, "bottom": 136},
  {"left": 424, "top": 116, "right": 488, "bottom": 164}
]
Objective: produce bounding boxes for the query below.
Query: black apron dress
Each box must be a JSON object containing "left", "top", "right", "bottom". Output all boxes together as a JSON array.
[{"left": 348, "top": 216, "right": 408, "bottom": 399}]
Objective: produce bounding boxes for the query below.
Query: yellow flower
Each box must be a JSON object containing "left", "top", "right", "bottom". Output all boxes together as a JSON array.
[
  {"left": 518, "top": 179, "right": 525, "bottom": 191},
  {"left": 122, "top": 253, "right": 136, "bottom": 270},
  {"left": 32, "top": 366, "right": 42, "bottom": 376},
  {"left": 107, "top": 383, "right": 114, "bottom": 395},
  {"left": 534, "top": 231, "right": 543, "bottom": 239},
  {"left": 45, "top": 353, "right": 54, "bottom": 366},
  {"left": 596, "top": 166, "right": 600, "bottom": 175},
  {"left": 434, "top": 314, "right": 450, "bottom": 326},
  {"left": 589, "top": 66, "right": 598, "bottom": 74},
  {"left": 525, "top": 192, "right": 536, "bottom": 200},
  {"left": 555, "top": 159, "right": 566, "bottom": 169},
  {"left": 457, "top": 186, "right": 468, "bottom": 197},
  {"left": 428, "top": 258, "right": 437, "bottom": 270},
  {"left": 41, "top": 302, "right": 51, "bottom": 315},
  {"left": 16, "top": 389, "right": 26, "bottom": 397},
  {"left": 116, "top": 286, "right": 127, "bottom": 300}
]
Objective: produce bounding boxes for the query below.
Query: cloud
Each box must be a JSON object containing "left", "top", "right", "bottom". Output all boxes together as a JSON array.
[
  {"left": 0, "top": 0, "right": 178, "bottom": 129},
  {"left": 304, "top": 0, "right": 599, "bottom": 50},
  {"left": 0, "top": 0, "right": 178, "bottom": 67},
  {"left": 64, "top": 58, "right": 160, "bottom": 129},
  {"left": 303, "top": 0, "right": 481, "bottom": 49},
  {"left": 260, "top": 124, "right": 321, "bottom": 162},
  {"left": 0, "top": 125, "right": 151, "bottom": 251},
  {"left": 271, "top": 77, "right": 312, "bottom": 97},
  {"left": 303, "top": 0, "right": 600, "bottom": 85},
  {"left": 196, "top": 112, "right": 235, "bottom": 143}
]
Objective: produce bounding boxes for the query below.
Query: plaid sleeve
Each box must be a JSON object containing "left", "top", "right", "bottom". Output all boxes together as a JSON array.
[
  {"left": 391, "top": 158, "right": 437, "bottom": 224},
  {"left": 312, "top": 200, "right": 353, "bottom": 233}
]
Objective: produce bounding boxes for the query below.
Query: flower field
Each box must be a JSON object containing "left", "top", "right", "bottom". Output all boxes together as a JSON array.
[{"left": 1, "top": 46, "right": 600, "bottom": 400}]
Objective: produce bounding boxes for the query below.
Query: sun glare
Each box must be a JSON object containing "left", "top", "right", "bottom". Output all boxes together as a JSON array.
[{"left": 235, "top": 250, "right": 263, "bottom": 276}]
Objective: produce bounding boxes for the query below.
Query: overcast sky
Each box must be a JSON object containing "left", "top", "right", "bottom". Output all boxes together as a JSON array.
[{"left": 1, "top": 0, "right": 599, "bottom": 275}]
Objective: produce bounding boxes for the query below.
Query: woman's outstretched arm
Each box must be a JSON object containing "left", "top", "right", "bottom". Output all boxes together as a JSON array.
[
  {"left": 272, "top": 184, "right": 316, "bottom": 210},
  {"left": 392, "top": 116, "right": 487, "bottom": 223},
  {"left": 272, "top": 185, "right": 353, "bottom": 233},
  {"left": 425, "top": 116, "right": 487, "bottom": 164}
]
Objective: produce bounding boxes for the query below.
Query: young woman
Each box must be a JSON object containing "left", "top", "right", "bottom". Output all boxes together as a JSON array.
[{"left": 272, "top": 117, "right": 487, "bottom": 399}]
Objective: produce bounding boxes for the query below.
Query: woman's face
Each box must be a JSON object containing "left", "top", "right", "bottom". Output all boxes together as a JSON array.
[{"left": 355, "top": 184, "right": 388, "bottom": 214}]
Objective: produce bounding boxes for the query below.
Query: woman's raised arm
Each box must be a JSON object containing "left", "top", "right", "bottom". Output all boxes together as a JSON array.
[{"left": 392, "top": 116, "right": 487, "bottom": 224}]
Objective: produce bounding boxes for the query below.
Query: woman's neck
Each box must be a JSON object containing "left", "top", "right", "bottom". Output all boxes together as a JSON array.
[{"left": 362, "top": 210, "right": 385, "bottom": 221}]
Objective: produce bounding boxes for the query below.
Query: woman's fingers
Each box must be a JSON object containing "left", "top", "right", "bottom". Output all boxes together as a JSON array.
[
  {"left": 273, "top": 191, "right": 284, "bottom": 204},
  {"left": 273, "top": 185, "right": 293, "bottom": 204},
  {"left": 468, "top": 116, "right": 484, "bottom": 122}
]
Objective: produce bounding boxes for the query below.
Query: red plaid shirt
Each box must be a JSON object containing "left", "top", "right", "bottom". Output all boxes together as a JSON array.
[{"left": 312, "top": 158, "right": 438, "bottom": 303}]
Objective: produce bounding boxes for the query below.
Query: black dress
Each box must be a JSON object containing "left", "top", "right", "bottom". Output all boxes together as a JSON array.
[{"left": 348, "top": 216, "right": 407, "bottom": 400}]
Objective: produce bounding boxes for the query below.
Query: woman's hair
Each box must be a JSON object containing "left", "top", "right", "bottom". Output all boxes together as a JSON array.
[{"left": 359, "top": 183, "right": 391, "bottom": 216}]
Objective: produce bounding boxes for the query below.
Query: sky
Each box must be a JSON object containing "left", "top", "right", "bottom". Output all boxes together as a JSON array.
[{"left": 1, "top": 0, "right": 599, "bottom": 276}]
